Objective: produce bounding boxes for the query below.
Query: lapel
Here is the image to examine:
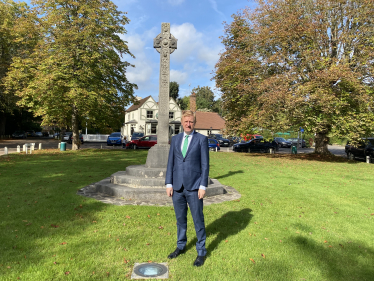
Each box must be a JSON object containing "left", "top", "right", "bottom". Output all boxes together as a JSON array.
[
  {"left": 177, "top": 133, "right": 184, "bottom": 156},
  {"left": 184, "top": 131, "right": 198, "bottom": 159}
]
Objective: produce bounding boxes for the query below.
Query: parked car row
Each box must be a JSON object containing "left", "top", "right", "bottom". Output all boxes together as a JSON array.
[
  {"left": 345, "top": 138, "right": 374, "bottom": 162},
  {"left": 233, "top": 138, "right": 277, "bottom": 153},
  {"left": 208, "top": 134, "right": 230, "bottom": 147},
  {"left": 12, "top": 130, "right": 49, "bottom": 138}
]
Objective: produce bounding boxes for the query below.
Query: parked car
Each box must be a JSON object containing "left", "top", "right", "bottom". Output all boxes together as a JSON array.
[
  {"left": 131, "top": 132, "right": 144, "bottom": 141},
  {"left": 274, "top": 137, "right": 292, "bottom": 148},
  {"left": 208, "top": 134, "right": 230, "bottom": 147},
  {"left": 345, "top": 138, "right": 374, "bottom": 162},
  {"left": 227, "top": 136, "right": 241, "bottom": 146},
  {"left": 241, "top": 134, "right": 264, "bottom": 141},
  {"left": 26, "top": 130, "right": 36, "bottom": 137},
  {"left": 233, "top": 138, "right": 277, "bottom": 153},
  {"left": 35, "top": 132, "right": 43, "bottom": 137},
  {"left": 62, "top": 132, "right": 72, "bottom": 141},
  {"left": 287, "top": 138, "right": 306, "bottom": 148},
  {"left": 12, "top": 131, "right": 27, "bottom": 139},
  {"left": 107, "top": 132, "right": 123, "bottom": 146},
  {"left": 208, "top": 138, "right": 220, "bottom": 151},
  {"left": 127, "top": 135, "right": 157, "bottom": 149},
  {"left": 67, "top": 133, "right": 84, "bottom": 144}
]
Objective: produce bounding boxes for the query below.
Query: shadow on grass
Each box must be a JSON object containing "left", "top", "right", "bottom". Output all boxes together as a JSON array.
[
  {"left": 291, "top": 236, "right": 374, "bottom": 280},
  {"left": 185, "top": 208, "right": 253, "bottom": 257},
  {"left": 214, "top": 170, "right": 244, "bottom": 180},
  {"left": 241, "top": 152, "right": 359, "bottom": 164}
]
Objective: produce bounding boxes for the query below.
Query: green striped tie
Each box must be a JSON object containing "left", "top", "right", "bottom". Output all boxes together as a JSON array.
[{"left": 182, "top": 135, "right": 189, "bottom": 157}]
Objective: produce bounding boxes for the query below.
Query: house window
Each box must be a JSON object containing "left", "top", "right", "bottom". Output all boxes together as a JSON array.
[
  {"left": 169, "top": 112, "right": 174, "bottom": 119},
  {"left": 175, "top": 125, "right": 180, "bottom": 135},
  {"left": 147, "top": 111, "right": 153, "bottom": 119}
]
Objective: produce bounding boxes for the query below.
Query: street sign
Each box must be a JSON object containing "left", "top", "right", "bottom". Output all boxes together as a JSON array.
[{"left": 300, "top": 127, "right": 304, "bottom": 133}]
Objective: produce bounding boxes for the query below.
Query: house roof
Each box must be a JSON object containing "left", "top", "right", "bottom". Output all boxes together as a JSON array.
[
  {"left": 126, "top": 96, "right": 152, "bottom": 112},
  {"left": 194, "top": 112, "right": 225, "bottom": 130}
]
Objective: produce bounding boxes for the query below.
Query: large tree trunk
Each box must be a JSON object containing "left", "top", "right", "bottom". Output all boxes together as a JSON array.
[
  {"left": 314, "top": 132, "right": 330, "bottom": 154},
  {"left": 71, "top": 105, "right": 80, "bottom": 150}
]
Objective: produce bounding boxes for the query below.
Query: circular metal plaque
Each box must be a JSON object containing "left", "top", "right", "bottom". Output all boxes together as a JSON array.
[{"left": 133, "top": 263, "right": 168, "bottom": 278}]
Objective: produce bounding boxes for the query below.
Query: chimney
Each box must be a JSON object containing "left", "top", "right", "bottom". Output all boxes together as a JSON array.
[{"left": 190, "top": 92, "right": 196, "bottom": 112}]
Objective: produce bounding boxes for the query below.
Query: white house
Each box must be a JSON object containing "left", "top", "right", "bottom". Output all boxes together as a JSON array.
[{"left": 122, "top": 96, "right": 182, "bottom": 139}]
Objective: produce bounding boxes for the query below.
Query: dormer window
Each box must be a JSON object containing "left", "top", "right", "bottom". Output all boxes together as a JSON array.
[
  {"left": 169, "top": 112, "right": 174, "bottom": 119},
  {"left": 147, "top": 111, "right": 153, "bottom": 119}
]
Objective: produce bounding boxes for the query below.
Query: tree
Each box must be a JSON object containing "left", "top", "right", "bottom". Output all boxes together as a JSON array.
[
  {"left": 178, "top": 95, "right": 189, "bottom": 110},
  {"left": 192, "top": 86, "right": 215, "bottom": 111},
  {"left": 214, "top": 0, "right": 374, "bottom": 154},
  {"left": 169, "top": 81, "right": 179, "bottom": 101},
  {"left": 0, "top": 0, "right": 33, "bottom": 135},
  {"left": 5, "top": 0, "right": 136, "bottom": 149}
]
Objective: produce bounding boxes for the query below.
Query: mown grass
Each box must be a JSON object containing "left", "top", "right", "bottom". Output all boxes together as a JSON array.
[{"left": 0, "top": 149, "right": 373, "bottom": 280}]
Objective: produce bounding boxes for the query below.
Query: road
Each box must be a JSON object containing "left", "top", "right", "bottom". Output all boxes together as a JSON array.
[{"left": 0, "top": 138, "right": 347, "bottom": 157}]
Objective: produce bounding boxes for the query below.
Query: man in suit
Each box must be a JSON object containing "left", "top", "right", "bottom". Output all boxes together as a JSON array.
[{"left": 165, "top": 110, "right": 209, "bottom": 267}]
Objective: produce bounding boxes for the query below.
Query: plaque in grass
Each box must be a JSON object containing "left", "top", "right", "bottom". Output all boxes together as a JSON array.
[{"left": 131, "top": 262, "right": 168, "bottom": 279}]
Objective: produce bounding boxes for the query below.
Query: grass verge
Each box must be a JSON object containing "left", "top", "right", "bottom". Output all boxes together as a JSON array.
[{"left": 0, "top": 149, "right": 373, "bottom": 280}]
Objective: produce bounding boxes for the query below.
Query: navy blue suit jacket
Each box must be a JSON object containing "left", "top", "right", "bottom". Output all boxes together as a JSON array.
[{"left": 165, "top": 131, "right": 209, "bottom": 191}]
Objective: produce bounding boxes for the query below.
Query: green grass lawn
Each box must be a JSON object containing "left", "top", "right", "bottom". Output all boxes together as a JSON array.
[{"left": 0, "top": 149, "right": 373, "bottom": 280}]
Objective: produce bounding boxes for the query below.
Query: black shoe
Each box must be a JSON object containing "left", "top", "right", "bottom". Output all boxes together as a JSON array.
[
  {"left": 168, "top": 248, "right": 183, "bottom": 259},
  {"left": 193, "top": 255, "right": 205, "bottom": 267}
]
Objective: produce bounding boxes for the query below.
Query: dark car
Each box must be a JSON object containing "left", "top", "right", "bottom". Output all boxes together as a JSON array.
[
  {"left": 107, "top": 132, "right": 123, "bottom": 146},
  {"left": 287, "top": 138, "right": 306, "bottom": 148},
  {"left": 67, "top": 133, "right": 84, "bottom": 144},
  {"left": 274, "top": 137, "right": 292, "bottom": 148},
  {"left": 12, "top": 131, "right": 27, "bottom": 139},
  {"left": 26, "top": 130, "right": 36, "bottom": 137},
  {"left": 131, "top": 132, "right": 144, "bottom": 141},
  {"left": 127, "top": 135, "right": 157, "bottom": 149},
  {"left": 233, "top": 139, "right": 277, "bottom": 153},
  {"left": 208, "top": 134, "right": 230, "bottom": 147},
  {"left": 345, "top": 138, "right": 374, "bottom": 162},
  {"left": 208, "top": 138, "right": 220, "bottom": 151}
]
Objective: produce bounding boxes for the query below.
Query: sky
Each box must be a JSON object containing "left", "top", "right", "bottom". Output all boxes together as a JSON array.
[
  {"left": 113, "top": 0, "right": 257, "bottom": 101},
  {"left": 22, "top": 0, "right": 257, "bottom": 101}
]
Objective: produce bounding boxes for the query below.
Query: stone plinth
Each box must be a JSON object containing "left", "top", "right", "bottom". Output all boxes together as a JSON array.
[{"left": 84, "top": 164, "right": 227, "bottom": 204}]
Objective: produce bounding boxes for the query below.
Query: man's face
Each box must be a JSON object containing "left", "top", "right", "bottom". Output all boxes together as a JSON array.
[{"left": 182, "top": 115, "right": 195, "bottom": 134}]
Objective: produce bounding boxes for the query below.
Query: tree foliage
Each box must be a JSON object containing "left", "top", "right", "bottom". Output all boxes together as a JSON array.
[
  {"left": 4, "top": 0, "right": 136, "bottom": 149},
  {"left": 169, "top": 81, "right": 179, "bottom": 101},
  {"left": 178, "top": 95, "right": 189, "bottom": 110},
  {"left": 192, "top": 86, "right": 215, "bottom": 111},
  {"left": 0, "top": 0, "right": 32, "bottom": 135},
  {"left": 214, "top": 0, "right": 374, "bottom": 153}
]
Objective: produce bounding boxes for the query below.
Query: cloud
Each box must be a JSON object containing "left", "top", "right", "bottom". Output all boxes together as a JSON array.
[
  {"left": 170, "top": 69, "right": 188, "bottom": 84},
  {"left": 168, "top": 0, "right": 185, "bottom": 6},
  {"left": 170, "top": 23, "right": 220, "bottom": 69},
  {"left": 120, "top": 33, "right": 155, "bottom": 90},
  {"left": 208, "top": 0, "right": 226, "bottom": 19}
]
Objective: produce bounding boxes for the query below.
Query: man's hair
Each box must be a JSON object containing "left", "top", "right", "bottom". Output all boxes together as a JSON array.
[{"left": 182, "top": 110, "right": 196, "bottom": 122}]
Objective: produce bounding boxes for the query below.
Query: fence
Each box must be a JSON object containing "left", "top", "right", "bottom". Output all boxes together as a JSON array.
[{"left": 83, "top": 134, "right": 110, "bottom": 142}]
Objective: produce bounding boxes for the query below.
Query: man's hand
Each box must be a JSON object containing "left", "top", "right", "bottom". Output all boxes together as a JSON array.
[
  {"left": 198, "top": 189, "right": 205, "bottom": 199},
  {"left": 166, "top": 187, "right": 173, "bottom": 197}
]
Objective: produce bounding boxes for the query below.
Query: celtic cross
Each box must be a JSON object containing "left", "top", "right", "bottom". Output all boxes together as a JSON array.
[{"left": 153, "top": 23, "right": 178, "bottom": 145}]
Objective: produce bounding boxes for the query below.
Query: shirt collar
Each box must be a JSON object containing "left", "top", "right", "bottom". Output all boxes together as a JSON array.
[{"left": 183, "top": 130, "right": 194, "bottom": 138}]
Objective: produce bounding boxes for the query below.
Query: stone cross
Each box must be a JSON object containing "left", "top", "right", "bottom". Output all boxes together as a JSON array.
[{"left": 153, "top": 22, "right": 177, "bottom": 145}]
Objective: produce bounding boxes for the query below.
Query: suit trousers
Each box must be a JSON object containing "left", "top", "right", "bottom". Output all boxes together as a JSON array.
[{"left": 172, "top": 186, "right": 207, "bottom": 256}]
